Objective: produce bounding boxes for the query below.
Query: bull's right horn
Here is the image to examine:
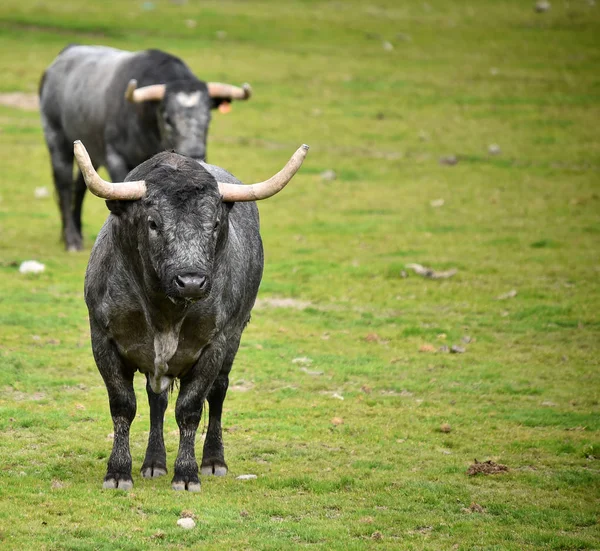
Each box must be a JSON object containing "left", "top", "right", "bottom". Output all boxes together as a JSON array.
[
  {"left": 125, "top": 79, "right": 166, "bottom": 103},
  {"left": 73, "top": 141, "right": 146, "bottom": 200},
  {"left": 207, "top": 82, "right": 252, "bottom": 100},
  {"left": 217, "top": 144, "right": 309, "bottom": 202}
]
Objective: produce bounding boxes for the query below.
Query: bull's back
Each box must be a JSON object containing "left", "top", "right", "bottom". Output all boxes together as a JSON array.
[{"left": 40, "top": 45, "right": 136, "bottom": 163}]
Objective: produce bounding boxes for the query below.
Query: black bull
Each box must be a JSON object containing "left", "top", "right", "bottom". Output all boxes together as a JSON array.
[
  {"left": 76, "top": 140, "right": 308, "bottom": 491},
  {"left": 39, "top": 45, "right": 251, "bottom": 251}
]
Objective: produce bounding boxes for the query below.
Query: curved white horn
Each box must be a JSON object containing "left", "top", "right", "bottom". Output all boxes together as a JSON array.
[
  {"left": 218, "top": 144, "right": 309, "bottom": 202},
  {"left": 207, "top": 82, "right": 251, "bottom": 100},
  {"left": 124, "top": 79, "right": 166, "bottom": 103},
  {"left": 73, "top": 141, "right": 146, "bottom": 200}
]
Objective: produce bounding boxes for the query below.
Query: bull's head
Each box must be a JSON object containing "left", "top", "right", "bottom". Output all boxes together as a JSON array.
[
  {"left": 74, "top": 141, "right": 308, "bottom": 302},
  {"left": 125, "top": 79, "right": 251, "bottom": 161}
]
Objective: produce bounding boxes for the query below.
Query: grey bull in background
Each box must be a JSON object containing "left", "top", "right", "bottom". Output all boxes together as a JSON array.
[
  {"left": 39, "top": 45, "right": 252, "bottom": 251},
  {"left": 74, "top": 139, "right": 309, "bottom": 491}
]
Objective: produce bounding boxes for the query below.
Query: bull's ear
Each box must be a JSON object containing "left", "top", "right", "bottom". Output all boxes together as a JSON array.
[
  {"left": 210, "top": 98, "right": 232, "bottom": 113},
  {"left": 105, "top": 199, "right": 130, "bottom": 216}
]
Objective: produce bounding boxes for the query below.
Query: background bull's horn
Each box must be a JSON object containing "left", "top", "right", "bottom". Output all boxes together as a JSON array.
[
  {"left": 73, "top": 141, "right": 147, "bottom": 200},
  {"left": 207, "top": 82, "right": 252, "bottom": 100},
  {"left": 218, "top": 144, "right": 309, "bottom": 202},
  {"left": 124, "top": 79, "right": 166, "bottom": 103}
]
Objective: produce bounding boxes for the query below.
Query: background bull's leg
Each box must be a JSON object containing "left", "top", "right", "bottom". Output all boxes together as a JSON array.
[
  {"left": 201, "top": 339, "right": 241, "bottom": 476},
  {"left": 72, "top": 170, "right": 87, "bottom": 237},
  {"left": 141, "top": 375, "right": 168, "bottom": 478},
  {"left": 172, "top": 342, "right": 225, "bottom": 492},
  {"left": 40, "top": 118, "right": 82, "bottom": 251}
]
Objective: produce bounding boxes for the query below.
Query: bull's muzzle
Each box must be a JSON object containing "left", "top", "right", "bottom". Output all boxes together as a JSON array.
[{"left": 173, "top": 273, "right": 209, "bottom": 299}]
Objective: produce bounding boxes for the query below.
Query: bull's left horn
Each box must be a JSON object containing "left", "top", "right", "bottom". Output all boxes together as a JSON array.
[
  {"left": 125, "top": 79, "right": 166, "bottom": 103},
  {"left": 218, "top": 144, "right": 309, "bottom": 202},
  {"left": 207, "top": 82, "right": 252, "bottom": 100},
  {"left": 73, "top": 141, "right": 146, "bottom": 200}
]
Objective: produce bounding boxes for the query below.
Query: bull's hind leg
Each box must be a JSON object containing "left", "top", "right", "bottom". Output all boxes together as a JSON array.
[
  {"left": 141, "top": 376, "right": 168, "bottom": 479},
  {"left": 40, "top": 116, "right": 82, "bottom": 251},
  {"left": 200, "top": 341, "right": 239, "bottom": 476}
]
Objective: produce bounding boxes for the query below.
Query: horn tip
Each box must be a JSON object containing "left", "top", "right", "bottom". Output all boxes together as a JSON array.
[
  {"left": 301, "top": 144, "right": 310, "bottom": 151},
  {"left": 74, "top": 140, "right": 82, "bottom": 145}
]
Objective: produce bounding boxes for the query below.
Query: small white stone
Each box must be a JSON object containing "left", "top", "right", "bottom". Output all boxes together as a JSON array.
[
  {"left": 236, "top": 474, "right": 257, "bottom": 480},
  {"left": 488, "top": 143, "right": 501, "bottom": 155},
  {"left": 19, "top": 260, "right": 45, "bottom": 274},
  {"left": 430, "top": 198, "right": 445, "bottom": 208},
  {"left": 383, "top": 41, "right": 394, "bottom": 51},
  {"left": 292, "top": 357, "right": 313, "bottom": 366},
  {"left": 34, "top": 187, "right": 50, "bottom": 199},
  {"left": 177, "top": 517, "right": 196, "bottom": 529}
]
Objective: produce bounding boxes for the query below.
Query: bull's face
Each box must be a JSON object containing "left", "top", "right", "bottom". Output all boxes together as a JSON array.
[
  {"left": 142, "top": 161, "right": 225, "bottom": 302},
  {"left": 157, "top": 82, "right": 211, "bottom": 161}
]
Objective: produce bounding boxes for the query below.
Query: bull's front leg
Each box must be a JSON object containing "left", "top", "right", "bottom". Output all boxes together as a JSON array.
[
  {"left": 172, "top": 342, "right": 225, "bottom": 492},
  {"left": 91, "top": 321, "right": 137, "bottom": 490},
  {"left": 101, "top": 367, "right": 137, "bottom": 490}
]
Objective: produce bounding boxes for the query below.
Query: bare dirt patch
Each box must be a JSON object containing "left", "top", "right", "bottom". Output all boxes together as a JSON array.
[
  {"left": 467, "top": 459, "right": 509, "bottom": 476},
  {"left": 0, "top": 93, "right": 39, "bottom": 111}
]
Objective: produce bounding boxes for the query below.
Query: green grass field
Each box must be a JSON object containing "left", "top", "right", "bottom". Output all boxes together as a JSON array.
[{"left": 0, "top": 1, "right": 599, "bottom": 549}]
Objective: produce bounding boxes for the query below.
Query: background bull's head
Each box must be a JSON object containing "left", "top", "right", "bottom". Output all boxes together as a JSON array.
[{"left": 125, "top": 79, "right": 251, "bottom": 161}]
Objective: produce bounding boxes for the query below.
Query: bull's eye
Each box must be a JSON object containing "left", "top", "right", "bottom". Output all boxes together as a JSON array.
[{"left": 148, "top": 218, "right": 159, "bottom": 232}]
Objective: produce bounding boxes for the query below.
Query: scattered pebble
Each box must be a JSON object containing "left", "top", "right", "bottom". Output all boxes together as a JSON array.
[
  {"left": 462, "top": 335, "right": 472, "bottom": 344},
  {"left": 19, "top": 260, "right": 45, "bottom": 274},
  {"left": 292, "top": 357, "right": 313, "bottom": 366},
  {"left": 535, "top": 1, "right": 551, "bottom": 12},
  {"left": 419, "top": 344, "right": 436, "bottom": 353},
  {"left": 185, "top": 19, "right": 197, "bottom": 28},
  {"left": 320, "top": 169, "right": 337, "bottom": 181},
  {"left": 439, "top": 155, "right": 458, "bottom": 166},
  {"left": 440, "top": 423, "right": 452, "bottom": 433},
  {"left": 177, "top": 517, "right": 196, "bottom": 529},
  {"left": 488, "top": 143, "right": 501, "bottom": 155},
  {"left": 382, "top": 41, "right": 394, "bottom": 51},
  {"left": 450, "top": 345, "right": 465, "bottom": 354},
  {"left": 299, "top": 367, "right": 323, "bottom": 376},
  {"left": 34, "top": 186, "right": 50, "bottom": 199},
  {"left": 331, "top": 417, "right": 344, "bottom": 426},
  {"left": 497, "top": 289, "right": 517, "bottom": 300},
  {"left": 438, "top": 345, "right": 449, "bottom": 353},
  {"left": 331, "top": 392, "right": 344, "bottom": 400},
  {"left": 406, "top": 263, "right": 457, "bottom": 279},
  {"left": 430, "top": 198, "right": 445, "bottom": 208},
  {"left": 371, "top": 531, "right": 384, "bottom": 540},
  {"left": 236, "top": 474, "right": 257, "bottom": 480}
]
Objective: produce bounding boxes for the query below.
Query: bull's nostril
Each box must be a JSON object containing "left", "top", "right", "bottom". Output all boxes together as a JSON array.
[
  {"left": 197, "top": 276, "right": 207, "bottom": 289},
  {"left": 174, "top": 275, "right": 185, "bottom": 288}
]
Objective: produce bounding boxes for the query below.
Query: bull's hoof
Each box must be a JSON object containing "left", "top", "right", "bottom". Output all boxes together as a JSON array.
[
  {"left": 200, "top": 458, "right": 228, "bottom": 477},
  {"left": 172, "top": 478, "right": 201, "bottom": 492},
  {"left": 103, "top": 475, "right": 133, "bottom": 490},
  {"left": 141, "top": 465, "right": 168, "bottom": 479}
]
